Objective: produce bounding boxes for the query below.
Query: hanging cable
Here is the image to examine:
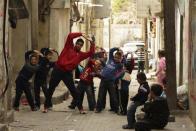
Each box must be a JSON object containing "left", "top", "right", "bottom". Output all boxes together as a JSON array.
[{"left": 0, "top": 0, "right": 10, "bottom": 99}]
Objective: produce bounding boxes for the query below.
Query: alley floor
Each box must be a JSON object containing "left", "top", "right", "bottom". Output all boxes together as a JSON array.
[{"left": 8, "top": 71, "right": 195, "bottom": 131}]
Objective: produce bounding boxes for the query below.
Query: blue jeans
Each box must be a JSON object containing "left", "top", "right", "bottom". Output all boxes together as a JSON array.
[
  {"left": 78, "top": 81, "right": 96, "bottom": 110},
  {"left": 127, "top": 101, "right": 143, "bottom": 127}
]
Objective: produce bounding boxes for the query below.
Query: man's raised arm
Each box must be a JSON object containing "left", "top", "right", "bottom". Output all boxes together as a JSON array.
[{"left": 64, "top": 32, "right": 83, "bottom": 48}]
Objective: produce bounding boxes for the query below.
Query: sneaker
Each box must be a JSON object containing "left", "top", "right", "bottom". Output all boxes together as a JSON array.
[
  {"left": 68, "top": 105, "right": 75, "bottom": 110},
  {"left": 48, "top": 106, "right": 53, "bottom": 111},
  {"left": 108, "top": 109, "right": 115, "bottom": 112},
  {"left": 42, "top": 107, "right": 48, "bottom": 113},
  {"left": 118, "top": 111, "right": 127, "bottom": 116},
  {"left": 95, "top": 109, "right": 101, "bottom": 113},
  {"left": 79, "top": 109, "right": 86, "bottom": 114},
  {"left": 13, "top": 107, "right": 19, "bottom": 111},
  {"left": 122, "top": 124, "right": 134, "bottom": 129},
  {"left": 31, "top": 107, "right": 39, "bottom": 111}
]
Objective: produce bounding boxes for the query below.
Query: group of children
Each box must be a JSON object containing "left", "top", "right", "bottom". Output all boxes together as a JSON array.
[
  {"left": 13, "top": 32, "right": 170, "bottom": 131},
  {"left": 13, "top": 48, "right": 56, "bottom": 111}
]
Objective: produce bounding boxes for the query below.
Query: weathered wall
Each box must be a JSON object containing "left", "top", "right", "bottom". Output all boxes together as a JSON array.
[
  {"left": 110, "top": 24, "right": 143, "bottom": 48},
  {"left": 10, "top": 19, "right": 30, "bottom": 75},
  {"left": 49, "top": 9, "right": 70, "bottom": 53},
  {"left": 0, "top": 0, "right": 14, "bottom": 124},
  {"left": 189, "top": 0, "right": 196, "bottom": 127}
]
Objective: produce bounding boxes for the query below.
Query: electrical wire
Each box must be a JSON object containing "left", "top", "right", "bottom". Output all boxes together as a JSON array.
[{"left": 0, "top": 0, "right": 10, "bottom": 99}]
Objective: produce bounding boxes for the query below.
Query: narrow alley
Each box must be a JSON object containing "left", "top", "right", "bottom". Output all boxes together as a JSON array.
[
  {"left": 1, "top": 0, "right": 196, "bottom": 131},
  {"left": 8, "top": 74, "right": 195, "bottom": 131}
]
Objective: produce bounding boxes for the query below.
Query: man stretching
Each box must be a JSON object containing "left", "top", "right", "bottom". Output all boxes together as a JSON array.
[{"left": 43, "top": 32, "right": 95, "bottom": 113}]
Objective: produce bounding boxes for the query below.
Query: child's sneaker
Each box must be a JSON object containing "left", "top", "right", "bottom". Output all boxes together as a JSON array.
[
  {"left": 42, "top": 107, "right": 48, "bottom": 113},
  {"left": 31, "top": 107, "right": 39, "bottom": 111},
  {"left": 79, "top": 109, "right": 86, "bottom": 114},
  {"left": 68, "top": 105, "right": 75, "bottom": 110},
  {"left": 13, "top": 107, "right": 19, "bottom": 111}
]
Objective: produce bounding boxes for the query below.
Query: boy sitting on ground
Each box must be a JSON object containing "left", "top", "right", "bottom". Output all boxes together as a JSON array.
[
  {"left": 122, "top": 72, "right": 150, "bottom": 129},
  {"left": 135, "top": 84, "right": 170, "bottom": 131}
]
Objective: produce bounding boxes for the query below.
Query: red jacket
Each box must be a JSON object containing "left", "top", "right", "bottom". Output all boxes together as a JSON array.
[
  {"left": 56, "top": 32, "right": 95, "bottom": 71},
  {"left": 79, "top": 60, "right": 95, "bottom": 84}
]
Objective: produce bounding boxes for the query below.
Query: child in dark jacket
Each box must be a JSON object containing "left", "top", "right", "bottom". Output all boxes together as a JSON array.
[
  {"left": 122, "top": 72, "right": 150, "bottom": 129},
  {"left": 13, "top": 50, "right": 41, "bottom": 111},
  {"left": 135, "top": 84, "right": 170, "bottom": 131},
  {"left": 95, "top": 47, "right": 124, "bottom": 113},
  {"left": 34, "top": 48, "right": 56, "bottom": 109}
]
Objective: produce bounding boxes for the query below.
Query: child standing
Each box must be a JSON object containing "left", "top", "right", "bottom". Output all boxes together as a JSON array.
[
  {"left": 13, "top": 50, "right": 41, "bottom": 111},
  {"left": 122, "top": 72, "right": 150, "bottom": 129},
  {"left": 77, "top": 59, "right": 102, "bottom": 112},
  {"left": 95, "top": 47, "right": 124, "bottom": 113},
  {"left": 34, "top": 48, "right": 56, "bottom": 109}
]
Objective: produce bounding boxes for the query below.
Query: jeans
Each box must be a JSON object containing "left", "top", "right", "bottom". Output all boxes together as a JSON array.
[
  {"left": 127, "top": 101, "right": 142, "bottom": 127},
  {"left": 78, "top": 81, "right": 96, "bottom": 110}
]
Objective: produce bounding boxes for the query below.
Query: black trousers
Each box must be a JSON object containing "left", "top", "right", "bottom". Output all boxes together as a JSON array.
[
  {"left": 119, "top": 80, "right": 130, "bottom": 114},
  {"left": 138, "top": 61, "right": 145, "bottom": 73},
  {"left": 135, "top": 120, "right": 166, "bottom": 131},
  {"left": 96, "top": 79, "right": 119, "bottom": 112},
  {"left": 13, "top": 77, "right": 35, "bottom": 109},
  {"left": 44, "top": 66, "right": 81, "bottom": 110},
  {"left": 34, "top": 76, "right": 48, "bottom": 108},
  {"left": 70, "top": 82, "right": 96, "bottom": 110}
]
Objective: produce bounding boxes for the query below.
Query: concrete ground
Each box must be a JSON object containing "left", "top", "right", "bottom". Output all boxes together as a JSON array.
[{"left": 8, "top": 70, "right": 196, "bottom": 131}]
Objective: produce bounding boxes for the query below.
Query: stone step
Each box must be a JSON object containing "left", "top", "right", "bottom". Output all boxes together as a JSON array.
[{"left": 0, "top": 124, "right": 8, "bottom": 131}]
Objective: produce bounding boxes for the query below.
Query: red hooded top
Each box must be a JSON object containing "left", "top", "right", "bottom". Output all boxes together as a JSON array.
[
  {"left": 79, "top": 60, "right": 95, "bottom": 84},
  {"left": 56, "top": 32, "right": 95, "bottom": 71}
]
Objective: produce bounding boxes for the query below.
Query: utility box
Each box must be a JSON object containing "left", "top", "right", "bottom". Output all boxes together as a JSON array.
[{"left": 51, "top": 0, "right": 70, "bottom": 9}]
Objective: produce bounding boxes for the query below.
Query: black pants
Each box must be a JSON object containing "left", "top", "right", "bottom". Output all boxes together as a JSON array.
[
  {"left": 34, "top": 77, "right": 48, "bottom": 108},
  {"left": 135, "top": 120, "right": 165, "bottom": 131},
  {"left": 44, "top": 66, "right": 81, "bottom": 110},
  {"left": 70, "top": 82, "right": 96, "bottom": 110},
  {"left": 138, "top": 61, "right": 145, "bottom": 73},
  {"left": 119, "top": 80, "right": 130, "bottom": 114},
  {"left": 96, "top": 79, "right": 118, "bottom": 112},
  {"left": 13, "top": 77, "right": 35, "bottom": 109}
]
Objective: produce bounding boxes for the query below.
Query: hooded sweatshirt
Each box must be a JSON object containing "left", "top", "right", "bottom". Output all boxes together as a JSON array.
[
  {"left": 56, "top": 32, "right": 95, "bottom": 71},
  {"left": 101, "top": 48, "right": 124, "bottom": 81}
]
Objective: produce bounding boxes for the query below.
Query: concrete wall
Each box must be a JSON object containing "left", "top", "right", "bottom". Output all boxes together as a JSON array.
[
  {"left": 0, "top": 0, "right": 14, "bottom": 124},
  {"left": 110, "top": 24, "right": 143, "bottom": 48},
  {"left": 10, "top": 19, "right": 30, "bottom": 75},
  {"left": 49, "top": 9, "right": 70, "bottom": 53},
  {"left": 189, "top": 0, "right": 196, "bottom": 127}
]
